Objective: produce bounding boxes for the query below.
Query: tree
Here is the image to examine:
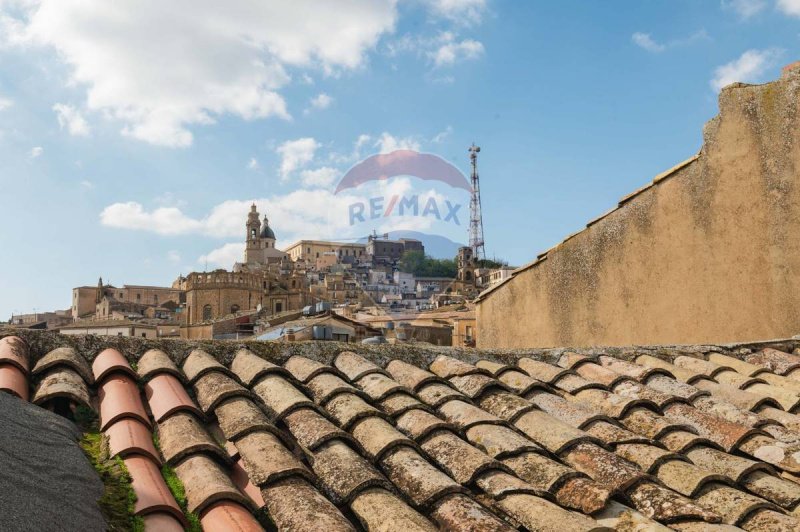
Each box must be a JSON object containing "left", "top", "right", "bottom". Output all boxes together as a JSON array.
[{"left": 398, "top": 250, "right": 457, "bottom": 278}]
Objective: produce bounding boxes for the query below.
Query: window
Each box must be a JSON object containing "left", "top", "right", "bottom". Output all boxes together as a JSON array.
[
  {"left": 141, "top": 332, "right": 146, "bottom": 338},
  {"left": 202, "top": 304, "right": 212, "bottom": 321},
  {"left": 136, "top": 293, "right": 141, "bottom": 301},
  {"left": 154, "top": 295, "right": 158, "bottom": 304},
  {"left": 231, "top": 304, "right": 240, "bottom": 314}
]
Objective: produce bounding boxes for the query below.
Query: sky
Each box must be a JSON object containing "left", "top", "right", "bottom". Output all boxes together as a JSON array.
[{"left": 0, "top": 0, "right": 799, "bottom": 318}]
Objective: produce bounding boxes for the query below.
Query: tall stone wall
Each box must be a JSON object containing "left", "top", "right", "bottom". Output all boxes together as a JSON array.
[{"left": 477, "top": 68, "right": 800, "bottom": 348}]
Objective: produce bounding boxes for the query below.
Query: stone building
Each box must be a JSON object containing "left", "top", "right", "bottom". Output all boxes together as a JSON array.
[
  {"left": 477, "top": 65, "right": 800, "bottom": 348},
  {"left": 71, "top": 278, "right": 182, "bottom": 321},
  {"left": 284, "top": 239, "right": 366, "bottom": 264},
  {"left": 240, "top": 204, "right": 288, "bottom": 269}
]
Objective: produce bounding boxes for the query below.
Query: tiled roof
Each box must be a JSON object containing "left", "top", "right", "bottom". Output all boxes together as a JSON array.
[{"left": 4, "top": 334, "right": 800, "bottom": 530}]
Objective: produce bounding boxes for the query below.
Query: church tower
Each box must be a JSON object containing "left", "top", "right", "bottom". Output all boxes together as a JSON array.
[{"left": 245, "top": 204, "right": 262, "bottom": 264}]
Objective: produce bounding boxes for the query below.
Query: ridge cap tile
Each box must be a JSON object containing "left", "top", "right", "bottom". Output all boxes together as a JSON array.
[
  {"left": 137, "top": 349, "right": 182, "bottom": 382},
  {"left": 32, "top": 346, "right": 91, "bottom": 382},
  {"left": 92, "top": 348, "right": 136, "bottom": 384}
]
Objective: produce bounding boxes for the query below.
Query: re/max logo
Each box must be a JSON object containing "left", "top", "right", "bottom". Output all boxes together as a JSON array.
[{"left": 348, "top": 195, "right": 461, "bottom": 226}]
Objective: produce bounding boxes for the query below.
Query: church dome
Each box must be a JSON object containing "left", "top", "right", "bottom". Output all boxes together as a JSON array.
[{"left": 260, "top": 217, "right": 275, "bottom": 239}]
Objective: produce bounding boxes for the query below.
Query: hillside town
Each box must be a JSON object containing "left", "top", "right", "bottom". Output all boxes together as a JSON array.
[{"left": 7, "top": 198, "right": 512, "bottom": 346}]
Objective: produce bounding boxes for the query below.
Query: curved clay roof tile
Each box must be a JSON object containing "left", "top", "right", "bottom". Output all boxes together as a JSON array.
[
  {"left": 32, "top": 347, "right": 93, "bottom": 384},
  {"left": 0, "top": 336, "right": 29, "bottom": 374},
  {"left": 137, "top": 349, "right": 182, "bottom": 382},
  {"left": 32, "top": 367, "right": 91, "bottom": 409},
  {"left": 0, "top": 364, "right": 28, "bottom": 400},
  {"left": 92, "top": 348, "right": 137, "bottom": 384}
]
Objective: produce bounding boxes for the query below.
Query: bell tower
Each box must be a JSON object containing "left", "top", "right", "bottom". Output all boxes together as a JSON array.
[{"left": 245, "top": 204, "right": 262, "bottom": 263}]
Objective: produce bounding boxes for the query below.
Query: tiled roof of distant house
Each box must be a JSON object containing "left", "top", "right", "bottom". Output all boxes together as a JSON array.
[{"left": 3, "top": 331, "right": 800, "bottom": 530}]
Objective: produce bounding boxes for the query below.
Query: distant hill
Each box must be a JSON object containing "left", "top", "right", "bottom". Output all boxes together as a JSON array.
[{"left": 358, "top": 230, "right": 464, "bottom": 259}]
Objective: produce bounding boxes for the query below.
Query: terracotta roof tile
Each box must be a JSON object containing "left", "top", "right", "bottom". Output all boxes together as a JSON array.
[
  {"left": 438, "top": 398, "right": 502, "bottom": 429},
  {"left": 182, "top": 349, "right": 233, "bottom": 384},
  {"left": 144, "top": 373, "right": 203, "bottom": 423},
  {"left": 429, "top": 355, "right": 490, "bottom": 379},
  {"left": 379, "top": 392, "right": 428, "bottom": 416},
  {"left": 496, "top": 369, "right": 551, "bottom": 395},
  {"left": 283, "top": 407, "right": 356, "bottom": 451},
  {"left": 229, "top": 458, "right": 266, "bottom": 507},
  {"left": 349, "top": 488, "right": 437, "bottom": 532},
  {"left": 477, "top": 390, "right": 537, "bottom": 421},
  {"left": 514, "top": 410, "right": 603, "bottom": 455},
  {"left": 174, "top": 453, "right": 255, "bottom": 514},
  {"left": 430, "top": 494, "right": 515, "bottom": 531},
  {"left": 743, "top": 382, "right": 800, "bottom": 412},
  {"left": 553, "top": 476, "right": 613, "bottom": 514},
  {"left": 561, "top": 442, "right": 646, "bottom": 491},
  {"left": 694, "top": 483, "right": 778, "bottom": 525},
  {"left": 235, "top": 430, "right": 311, "bottom": 486},
  {"left": 285, "top": 355, "right": 338, "bottom": 383},
  {"left": 529, "top": 391, "right": 611, "bottom": 428},
  {"left": 740, "top": 470, "right": 800, "bottom": 510},
  {"left": 334, "top": 351, "right": 388, "bottom": 382},
  {"left": 324, "top": 392, "right": 387, "bottom": 430},
  {"left": 157, "top": 411, "right": 228, "bottom": 466},
  {"left": 230, "top": 349, "right": 288, "bottom": 387},
  {"left": 0, "top": 364, "right": 28, "bottom": 400},
  {"left": 616, "top": 442, "right": 684, "bottom": 472},
  {"left": 199, "top": 501, "right": 265, "bottom": 532},
  {"left": 692, "top": 379, "right": 782, "bottom": 412},
  {"left": 420, "top": 430, "right": 507, "bottom": 484},
  {"left": 0, "top": 335, "right": 28, "bottom": 374},
  {"left": 306, "top": 373, "right": 364, "bottom": 404},
  {"left": 612, "top": 379, "right": 684, "bottom": 409},
  {"left": 34, "top": 367, "right": 91, "bottom": 411},
  {"left": 475, "top": 359, "right": 511, "bottom": 376},
  {"left": 448, "top": 373, "right": 509, "bottom": 398},
  {"left": 32, "top": 347, "right": 91, "bottom": 383},
  {"left": 105, "top": 418, "right": 161, "bottom": 464},
  {"left": 123, "top": 455, "right": 186, "bottom": 524},
  {"left": 692, "top": 395, "right": 771, "bottom": 429},
  {"left": 745, "top": 348, "right": 800, "bottom": 376},
  {"left": 473, "top": 468, "right": 540, "bottom": 497},
  {"left": 708, "top": 353, "right": 769, "bottom": 377},
  {"left": 92, "top": 348, "right": 136, "bottom": 384},
  {"left": 380, "top": 446, "right": 466, "bottom": 507},
  {"left": 193, "top": 371, "right": 252, "bottom": 414},
  {"left": 310, "top": 440, "right": 392, "bottom": 504},
  {"left": 655, "top": 459, "right": 730, "bottom": 497},
  {"left": 137, "top": 349, "right": 182, "bottom": 382},
  {"left": 620, "top": 408, "right": 695, "bottom": 440},
  {"left": 584, "top": 420, "right": 653, "bottom": 446},
  {"left": 664, "top": 402, "right": 760, "bottom": 451},
  {"left": 674, "top": 355, "right": 732, "bottom": 379},
  {"left": 636, "top": 354, "right": 701, "bottom": 383},
  {"left": 517, "top": 357, "right": 573, "bottom": 383},
  {"left": 738, "top": 433, "right": 800, "bottom": 473},
  {"left": 598, "top": 355, "right": 672, "bottom": 381},
  {"left": 558, "top": 352, "right": 596, "bottom": 369},
  {"left": 660, "top": 429, "right": 721, "bottom": 453},
  {"left": 552, "top": 372, "right": 606, "bottom": 393},
  {"left": 465, "top": 423, "right": 543, "bottom": 458},
  {"left": 356, "top": 372, "right": 407, "bottom": 401},
  {"left": 757, "top": 406, "right": 800, "bottom": 432},
  {"left": 386, "top": 360, "right": 443, "bottom": 390},
  {"left": 141, "top": 512, "right": 185, "bottom": 532},
  {"left": 594, "top": 500, "right": 672, "bottom": 531},
  {"left": 261, "top": 477, "right": 355, "bottom": 531},
  {"left": 493, "top": 491, "right": 607, "bottom": 531},
  {"left": 570, "top": 388, "right": 658, "bottom": 418},
  {"left": 416, "top": 382, "right": 465, "bottom": 407},
  {"left": 645, "top": 374, "right": 709, "bottom": 401},
  {"left": 500, "top": 450, "right": 578, "bottom": 490},
  {"left": 215, "top": 396, "right": 274, "bottom": 442},
  {"left": 351, "top": 416, "right": 416, "bottom": 462},
  {"left": 396, "top": 408, "right": 457, "bottom": 441},
  {"left": 626, "top": 481, "right": 721, "bottom": 523},
  {"left": 252, "top": 374, "right": 318, "bottom": 420},
  {"left": 739, "top": 509, "right": 800, "bottom": 532},
  {"left": 685, "top": 445, "right": 770, "bottom": 481},
  {"left": 572, "top": 362, "right": 631, "bottom": 388}
]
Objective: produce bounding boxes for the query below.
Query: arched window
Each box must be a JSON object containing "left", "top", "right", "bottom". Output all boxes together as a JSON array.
[
  {"left": 251, "top": 228, "right": 256, "bottom": 239},
  {"left": 202, "top": 304, "right": 212, "bottom": 321},
  {"left": 230, "top": 304, "right": 240, "bottom": 314}
]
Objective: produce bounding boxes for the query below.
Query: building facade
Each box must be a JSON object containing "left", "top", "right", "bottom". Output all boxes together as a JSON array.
[{"left": 284, "top": 240, "right": 366, "bottom": 264}]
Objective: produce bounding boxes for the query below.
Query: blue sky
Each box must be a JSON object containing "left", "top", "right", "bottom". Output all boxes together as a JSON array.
[{"left": 0, "top": 0, "right": 798, "bottom": 318}]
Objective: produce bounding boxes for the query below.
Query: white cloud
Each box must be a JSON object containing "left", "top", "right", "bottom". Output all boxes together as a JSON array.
[
  {"left": 247, "top": 157, "right": 259, "bottom": 170},
  {"left": 722, "top": 0, "right": 767, "bottom": 18},
  {"left": 375, "top": 132, "right": 421, "bottom": 153},
  {"left": 0, "top": 96, "right": 12, "bottom": 111},
  {"left": 29, "top": 146, "right": 43, "bottom": 158},
  {"left": 276, "top": 137, "right": 319, "bottom": 180},
  {"left": 632, "top": 32, "right": 665, "bottom": 53},
  {"left": 427, "top": 0, "right": 487, "bottom": 25},
  {"left": 53, "top": 103, "right": 90, "bottom": 136},
  {"left": 632, "top": 30, "right": 710, "bottom": 53},
  {"left": 0, "top": 1, "right": 398, "bottom": 147},
  {"left": 306, "top": 92, "right": 333, "bottom": 113},
  {"left": 710, "top": 48, "right": 782, "bottom": 91},
  {"left": 432, "top": 125, "right": 453, "bottom": 143},
  {"left": 167, "top": 250, "right": 181, "bottom": 263},
  {"left": 777, "top": 0, "right": 800, "bottom": 16},
  {"left": 429, "top": 33, "right": 483, "bottom": 67},
  {"left": 99, "top": 201, "right": 204, "bottom": 235},
  {"left": 80, "top": 179, "right": 93, "bottom": 188},
  {"left": 199, "top": 243, "right": 244, "bottom": 269},
  {"left": 300, "top": 166, "right": 338, "bottom": 188}
]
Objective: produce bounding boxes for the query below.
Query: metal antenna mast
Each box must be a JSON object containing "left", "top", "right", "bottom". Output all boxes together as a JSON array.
[{"left": 468, "top": 143, "right": 486, "bottom": 262}]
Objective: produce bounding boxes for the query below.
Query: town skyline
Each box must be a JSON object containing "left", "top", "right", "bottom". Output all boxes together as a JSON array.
[{"left": 3, "top": 1, "right": 800, "bottom": 317}]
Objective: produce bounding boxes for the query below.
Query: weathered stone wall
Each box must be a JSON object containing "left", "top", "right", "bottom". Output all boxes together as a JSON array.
[{"left": 477, "top": 69, "right": 800, "bottom": 348}]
